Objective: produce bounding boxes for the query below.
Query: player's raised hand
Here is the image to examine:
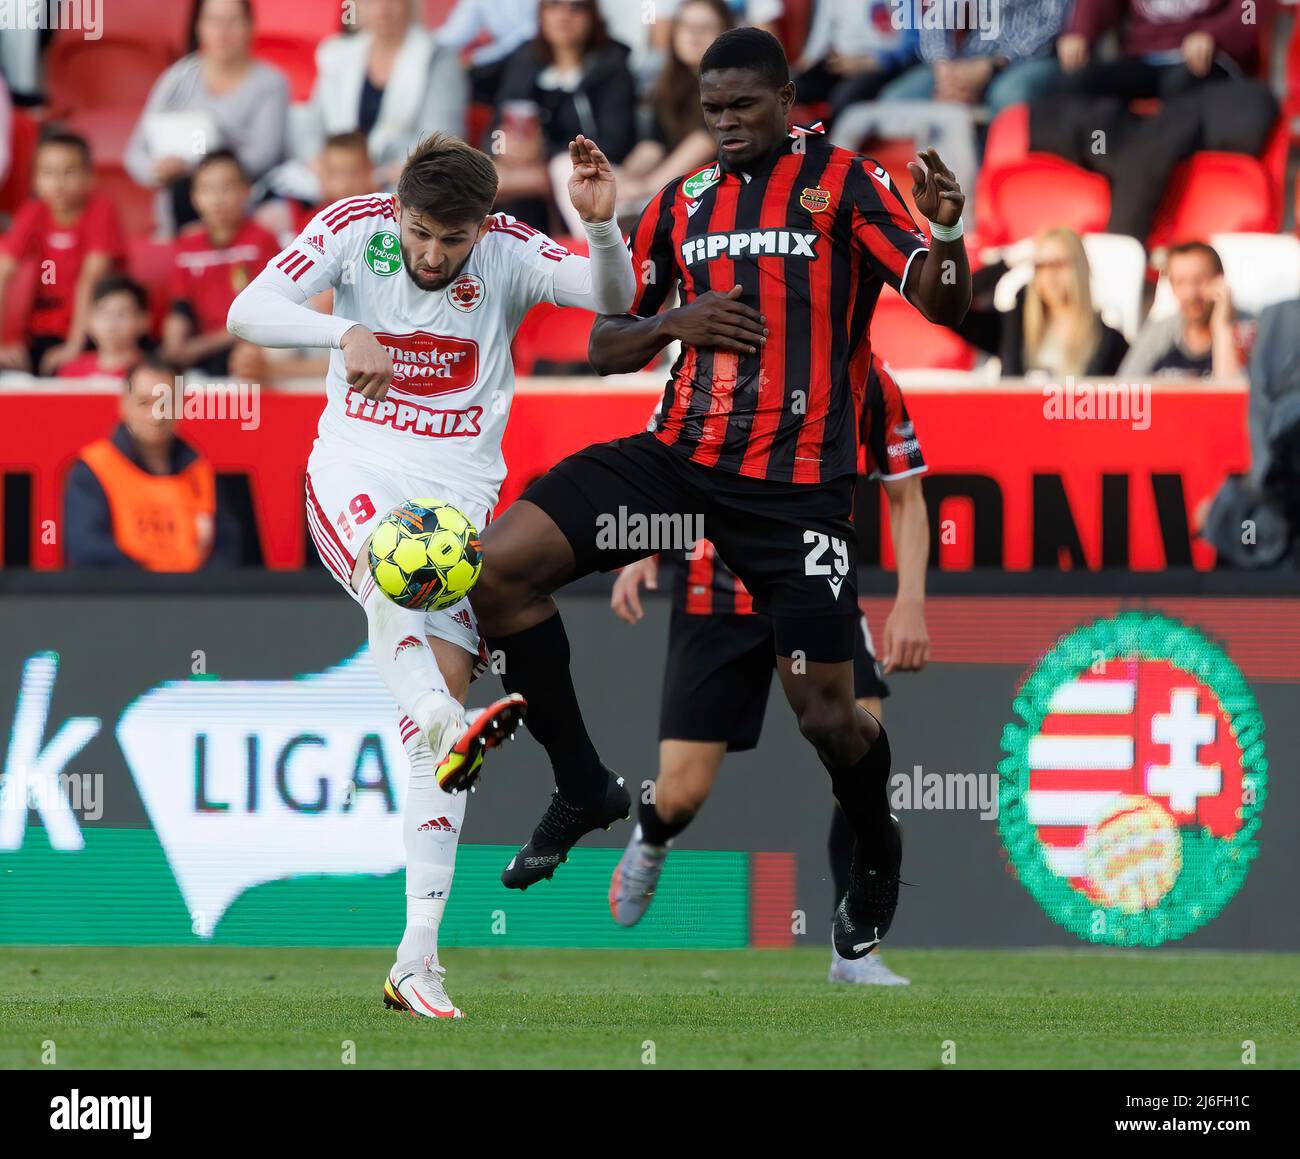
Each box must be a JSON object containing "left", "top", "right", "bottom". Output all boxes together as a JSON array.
[
  {"left": 665, "top": 285, "right": 768, "bottom": 355},
  {"left": 567, "top": 135, "right": 617, "bottom": 224},
  {"left": 341, "top": 324, "right": 394, "bottom": 402},
  {"left": 610, "top": 555, "right": 659, "bottom": 623},
  {"left": 907, "top": 148, "right": 964, "bottom": 229}
]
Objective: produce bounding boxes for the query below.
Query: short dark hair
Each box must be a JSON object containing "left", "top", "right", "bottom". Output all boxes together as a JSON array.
[
  {"left": 193, "top": 148, "right": 247, "bottom": 183},
  {"left": 1168, "top": 240, "right": 1224, "bottom": 275},
  {"left": 323, "top": 131, "right": 370, "bottom": 156},
  {"left": 397, "top": 133, "right": 499, "bottom": 225},
  {"left": 126, "top": 355, "right": 180, "bottom": 392},
  {"left": 36, "top": 128, "right": 92, "bottom": 167},
  {"left": 188, "top": 0, "right": 253, "bottom": 55},
  {"left": 93, "top": 274, "right": 149, "bottom": 312},
  {"left": 699, "top": 26, "right": 790, "bottom": 89}
]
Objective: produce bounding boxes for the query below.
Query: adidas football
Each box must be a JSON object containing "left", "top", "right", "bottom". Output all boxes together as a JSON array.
[{"left": 367, "top": 500, "right": 483, "bottom": 611}]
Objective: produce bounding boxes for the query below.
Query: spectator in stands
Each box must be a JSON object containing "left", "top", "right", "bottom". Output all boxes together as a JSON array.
[
  {"left": 494, "top": 0, "right": 637, "bottom": 231},
  {"left": 63, "top": 357, "right": 238, "bottom": 570},
  {"left": 124, "top": 0, "right": 290, "bottom": 236},
  {"left": 1037, "top": 0, "right": 1278, "bottom": 241},
  {"left": 581, "top": 0, "right": 732, "bottom": 233},
  {"left": 161, "top": 151, "right": 280, "bottom": 378},
  {"left": 436, "top": 0, "right": 541, "bottom": 105},
  {"left": 793, "top": 0, "right": 919, "bottom": 123},
  {"left": 258, "top": 131, "right": 377, "bottom": 243},
  {"left": 958, "top": 227, "right": 1128, "bottom": 378},
  {"left": 880, "top": 0, "right": 1067, "bottom": 112},
  {"left": 0, "top": 130, "right": 125, "bottom": 377},
  {"left": 292, "top": 0, "right": 466, "bottom": 196},
  {"left": 57, "top": 276, "right": 152, "bottom": 381},
  {"left": 1119, "top": 241, "right": 1254, "bottom": 380}
]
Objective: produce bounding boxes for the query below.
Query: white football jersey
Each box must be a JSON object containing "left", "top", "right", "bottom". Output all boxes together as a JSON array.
[{"left": 262, "top": 195, "right": 577, "bottom": 514}]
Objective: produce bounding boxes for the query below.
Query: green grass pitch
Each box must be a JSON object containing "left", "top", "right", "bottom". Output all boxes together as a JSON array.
[{"left": 1, "top": 947, "right": 1296, "bottom": 1069}]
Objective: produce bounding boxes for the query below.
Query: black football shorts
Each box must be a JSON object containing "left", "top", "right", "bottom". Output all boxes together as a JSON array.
[
  {"left": 523, "top": 432, "right": 860, "bottom": 662},
  {"left": 659, "top": 608, "right": 889, "bottom": 752}
]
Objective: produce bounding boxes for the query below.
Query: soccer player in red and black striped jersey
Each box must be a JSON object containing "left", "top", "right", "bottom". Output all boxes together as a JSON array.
[
  {"left": 607, "top": 356, "right": 929, "bottom": 985},
  {"left": 471, "top": 28, "right": 968, "bottom": 957}
]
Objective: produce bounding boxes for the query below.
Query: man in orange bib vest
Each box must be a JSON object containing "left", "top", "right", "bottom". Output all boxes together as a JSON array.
[{"left": 63, "top": 357, "right": 237, "bottom": 570}]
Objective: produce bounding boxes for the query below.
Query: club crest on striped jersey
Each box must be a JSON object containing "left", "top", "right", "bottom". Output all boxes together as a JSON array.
[
  {"left": 800, "top": 186, "right": 831, "bottom": 214},
  {"left": 447, "top": 273, "right": 485, "bottom": 312},
  {"left": 681, "top": 163, "right": 721, "bottom": 201},
  {"left": 997, "top": 612, "right": 1266, "bottom": 947},
  {"left": 365, "top": 230, "right": 403, "bottom": 276}
]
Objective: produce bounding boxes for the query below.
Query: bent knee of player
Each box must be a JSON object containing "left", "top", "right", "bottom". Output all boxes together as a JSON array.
[{"left": 797, "top": 693, "right": 858, "bottom": 762}]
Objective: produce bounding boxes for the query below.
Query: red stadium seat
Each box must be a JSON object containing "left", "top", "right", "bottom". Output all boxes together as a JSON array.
[
  {"left": 870, "top": 286, "right": 976, "bottom": 371},
  {"left": 1147, "top": 152, "right": 1277, "bottom": 250},
  {"left": 252, "top": 34, "right": 319, "bottom": 102},
  {"left": 512, "top": 303, "right": 596, "bottom": 375},
  {"left": 982, "top": 155, "right": 1111, "bottom": 245},
  {"left": 0, "top": 109, "right": 39, "bottom": 216},
  {"left": 94, "top": 164, "right": 155, "bottom": 238},
  {"left": 424, "top": 0, "right": 459, "bottom": 27},
  {"left": 126, "top": 236, "right": 176, "bottom": 337},
  {"left": 1287, "top": 15, "right": 1300, "bottom": 142},
  {"left": 65, "top": 108, "right": 139, "bottom": 167},
  {"left": 94, "top": 0, "right": 190, "bottom": 55},
  {"left": 46, "top": 33, "right": 173, "bottom": 116},
  {"left": 248, "top": 0, "right": 343, "bottom": 40}
]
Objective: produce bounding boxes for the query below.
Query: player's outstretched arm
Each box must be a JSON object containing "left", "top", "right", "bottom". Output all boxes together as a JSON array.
[
  {"left": 550, "top": 135, "right": 636, "bottom": 316},
  {"left": 589, "top": 286, "right": 768, "bottom": 376},
  {"left": 880, "top": 473, "right": 930, "bottom": 674},
  {"left": 610, "top": 555, "right": 659, "bottom": 624},
  {"left": 902, "top": 148, "right": 971, "bottom": 328}
]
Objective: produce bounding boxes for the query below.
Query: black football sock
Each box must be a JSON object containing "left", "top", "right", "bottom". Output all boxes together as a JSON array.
[
  {"left": 638, "top": 796, "right": 692, "bottom": 846},
  {"left": 827, "top": 802, "right": 854, "bottom": 910},
  {"left": 828, "top": 723, "right": 900, "bottom": 879},
  {"left": 487, "top": 612, "right": 607, "bottom": 804}
]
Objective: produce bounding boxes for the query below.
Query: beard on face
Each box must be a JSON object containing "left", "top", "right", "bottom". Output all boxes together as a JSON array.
[{"left": 400, "top": 242, "right": 476, "bottom": 293}]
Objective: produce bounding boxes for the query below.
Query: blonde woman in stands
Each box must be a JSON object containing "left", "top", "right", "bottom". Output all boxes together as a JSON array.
[{"left": 959, "top": 226, "right": 1128, "bottom": 378}]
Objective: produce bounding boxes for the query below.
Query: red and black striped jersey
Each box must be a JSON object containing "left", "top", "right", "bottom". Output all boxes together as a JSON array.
[
  {"left": 630, "top": 127, "right": 929, "bottom": 486},
  {"left": 674, "top": 356, "right": 927, "bottom": 615}
]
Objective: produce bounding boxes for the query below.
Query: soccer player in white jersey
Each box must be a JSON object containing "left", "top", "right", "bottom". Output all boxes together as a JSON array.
[{"left": 227, "top": 133, "right": 635, "bottom": 1018}]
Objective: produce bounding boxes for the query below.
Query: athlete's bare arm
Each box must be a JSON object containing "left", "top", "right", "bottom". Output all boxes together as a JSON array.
[
  {"left": 589, "top": 286, "right": 769, "bottom": 375},
  {"left": 879, "top": 473, "right": 930, "bottom": 673},
  {"left": 901, "top": 148, "right": 971, "bottom": 327}
]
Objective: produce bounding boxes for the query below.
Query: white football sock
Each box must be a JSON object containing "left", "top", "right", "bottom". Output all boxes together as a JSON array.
[
  {"left": 396, "top": 723, "right": 468, "bottom": 966},
  {"left": 361, "top": 577, "right": 463, "bottom": 755}
]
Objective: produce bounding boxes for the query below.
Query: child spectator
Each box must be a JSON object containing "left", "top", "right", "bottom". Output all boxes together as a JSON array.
[
  {"left": 257, "top": 132, "right": 377, "bottom": 243},
  {"left": 58, "top": 275, "right": 152, "bottom": 381},
  {"left": 0, "top": 130, "right": 125, "bottom": 377},
  {"left": 63, "top": 357, "right": 239, "bottom": 570},
  {"left": 162, "top": 150, "right": 279, "bottom": 377}
]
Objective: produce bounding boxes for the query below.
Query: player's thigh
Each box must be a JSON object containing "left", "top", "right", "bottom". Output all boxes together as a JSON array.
[
  {"left": 660, "top": 610, "right": 777, "bottom": 756},
  {"left": 705, "top": 475, "right": 860, "bottom": 665},
  {"left": 516, "top": 432, "right": 698, "bottom": 578},
  {"left": 305, "top": 448, "right": 407, "bottom": 596}
]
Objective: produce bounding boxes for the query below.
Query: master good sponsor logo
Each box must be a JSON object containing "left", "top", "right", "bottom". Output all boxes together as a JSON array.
[{"left": 372, "top": 331, "right": 479, "bottom": 396}]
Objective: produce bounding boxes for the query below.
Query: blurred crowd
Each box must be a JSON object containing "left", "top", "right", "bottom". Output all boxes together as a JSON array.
[{"left": 0, "top": 0, "right": 1296, "bottom": 571}]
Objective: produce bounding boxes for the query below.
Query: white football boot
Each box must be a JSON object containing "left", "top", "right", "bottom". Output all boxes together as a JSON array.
[
  {"left": 608, "top": 825, "right": 669, "bottom": 927},
  {"left": 828, "top": 947, "right": 910, "bottom": 986},
  {"left": 383, "top": 954, "right": 464, "bottom": 1019}
]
